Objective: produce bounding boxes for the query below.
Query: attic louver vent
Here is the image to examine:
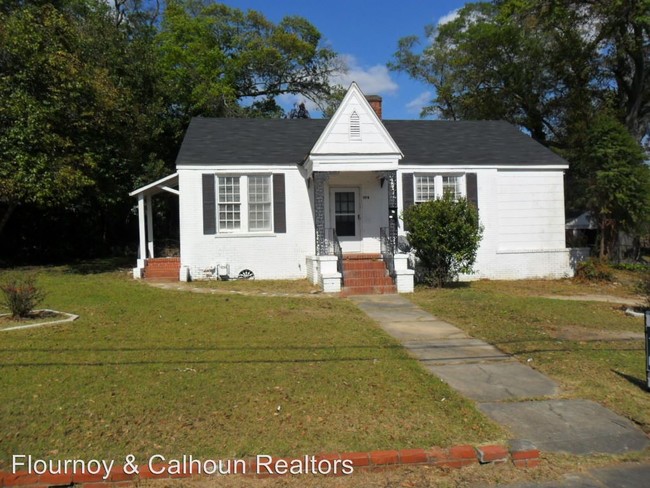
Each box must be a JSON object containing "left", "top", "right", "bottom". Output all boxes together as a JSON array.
[{"left": 349, "top": 111, "right": 361, "bottom": 141}]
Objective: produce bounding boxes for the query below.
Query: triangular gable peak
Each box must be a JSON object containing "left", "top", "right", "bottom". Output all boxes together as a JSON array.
[{"left": 305, "top": 82, "right": 403, "bottom": 174}]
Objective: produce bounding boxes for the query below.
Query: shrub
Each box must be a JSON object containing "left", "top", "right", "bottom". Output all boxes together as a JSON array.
[
  {"left": 613, "top": 263, "right": 649, "bottom": 273},
  {"left": 0, "top": 276, "right": 46, "bottom": 319},
  {"left": 575, "top": 258, "right": 614, "bottom": 282},
  {"left": 402, "top": 195, "right": 483, "bottom": 287}
]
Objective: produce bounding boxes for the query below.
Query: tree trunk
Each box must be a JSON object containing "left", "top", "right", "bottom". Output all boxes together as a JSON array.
[
  {"left": 599, "top": 221, "right": 606, "bottom": 260},
  {"left": 0, "top": 203, "right": 16, "bottom": 238}
]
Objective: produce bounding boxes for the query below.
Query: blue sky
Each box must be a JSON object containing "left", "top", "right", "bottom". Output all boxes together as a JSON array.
[{"left": 222, "top": 0, "right": 469, "bottom": 119}]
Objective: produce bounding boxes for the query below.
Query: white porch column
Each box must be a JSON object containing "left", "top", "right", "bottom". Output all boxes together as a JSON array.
[
  {"left": 137, "top": 194, "right": 146, "bottom": 268},
  {"left": 146, "top": 195, "right": 154, "bottom": 259}
]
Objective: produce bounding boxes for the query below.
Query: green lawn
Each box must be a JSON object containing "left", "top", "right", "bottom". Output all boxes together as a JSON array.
[
  {"left": 410, "top": 280, "right": 649, "bottom": 432},
  {"left": 0, "top": 266, "right": 501, "bottom": 468}
]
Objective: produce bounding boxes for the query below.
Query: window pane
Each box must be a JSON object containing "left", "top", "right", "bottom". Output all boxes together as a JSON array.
[
  {"left": 218, "top": 176, "right": 241, "bottom": 230},
  {"left": 335, "top": 215, "right": 355, "bottom": 236},
  {"left": 443, "top": 176, "right": 461, "bottom": 200},
  {"left": 334, "top": 191, "right": 355, "bottom": 236},
  {"left": 248, "top": 175, "right": 271, "bottom": 231},
  {"left": 415, "top": 176, "right": 435, "bottom": 202}
]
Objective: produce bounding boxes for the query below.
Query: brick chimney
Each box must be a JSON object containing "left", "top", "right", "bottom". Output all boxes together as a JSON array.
[{"left": 366, "top": 95, "right": 382, "bottom": 119}]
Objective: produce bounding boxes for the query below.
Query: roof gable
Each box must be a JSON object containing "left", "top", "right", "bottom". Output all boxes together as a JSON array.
[{"left": 309, "top": 82, "right": 402, "bottom": 157}]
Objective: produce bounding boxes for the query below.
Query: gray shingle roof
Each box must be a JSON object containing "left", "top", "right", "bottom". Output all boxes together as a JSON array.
[{"left": 175, "top": 117, "right": 568, "bottom": 167}]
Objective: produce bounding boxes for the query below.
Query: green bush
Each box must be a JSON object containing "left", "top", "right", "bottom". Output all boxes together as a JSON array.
[
  {"left": 0, "top": 276, "right": 46, "bottom": 318},
  {"left": 402, "top": 195, "right": 483, "bottom": 287},
  {"left": 575, "top": 258, "right": 614, "bottom": 282},
  {"left": 613, "top": 263, "right": 649, "bottom": 272}
]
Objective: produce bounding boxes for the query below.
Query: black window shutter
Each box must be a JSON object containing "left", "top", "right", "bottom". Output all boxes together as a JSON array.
[
  {"left": 402, "top": 173, "right": 414, "bottom": 231},
  {"left": 202, "top": 174, "right": 216, "bottom": 235},
  {"left": 273, "top": 173, "right": 286, "bottom": 233},
  {"left": 466, "top": 173, "right": 479, "bottom": 212}
]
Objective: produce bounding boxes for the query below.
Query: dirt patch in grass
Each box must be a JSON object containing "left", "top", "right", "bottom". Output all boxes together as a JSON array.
[
  {"left": 467, "top": 277, "right": 643, "bottom": 301},
  {"left": 0, "top": 309, "right": 64, "bottom": 328},
  {"left": 550, "top": 325, "right": 644, "bottom": 342}
]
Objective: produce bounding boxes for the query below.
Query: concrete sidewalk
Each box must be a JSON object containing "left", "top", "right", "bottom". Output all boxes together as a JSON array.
[
  {"left": 351, "top": 295, "right": 649, "bottom": 456},
  {"left": 478, "top": 462, "right": 650, "bottom": 488}
]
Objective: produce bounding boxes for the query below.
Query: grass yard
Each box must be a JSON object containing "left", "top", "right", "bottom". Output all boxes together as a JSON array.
[
  {"left": 188, "top": 278, "right": 321, "bottom": 294},
  {"left": 0, "top": 265, "right": 502, "bottom": 469},
  {"left": 410, "top": 278, "right": 650, "bottom": 433}
]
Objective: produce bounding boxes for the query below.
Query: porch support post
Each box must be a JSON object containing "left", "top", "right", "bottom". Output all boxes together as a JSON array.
[
  {"left": 146, "top": 195, "right": 154, "bottom": 258},
  {"left": 137, "top": 194, "right": 146, "bottom": 268},
  {"left": 313, "top": 172, "right": 329, "bottom": 255},
  {"left": 385, "top": 170, "right": 398, "bottom": 253}
]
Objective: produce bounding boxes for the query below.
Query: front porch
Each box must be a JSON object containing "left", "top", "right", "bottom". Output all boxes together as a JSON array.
[{"left": 305, "top": 170, "right": 414, "bottom": 294}]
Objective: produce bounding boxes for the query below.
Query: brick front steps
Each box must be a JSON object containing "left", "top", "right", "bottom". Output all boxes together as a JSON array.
[
  {"left": 340, "top": 254, "right": 396, "bottom": 296},
  {"left": 143, "top": 257, "right": 180, "bottom": 281},
  {"left": 0, "top": 442, "right": 540, "bottom": 486}
]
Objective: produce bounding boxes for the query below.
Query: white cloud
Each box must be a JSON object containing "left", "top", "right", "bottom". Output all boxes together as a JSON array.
[
  {"left": 438, "top": 8, "right": 460, "bottom": 26},
  {"left": 332, "top": 54, "right": 399, "bottom": 95},
  {"left": 276, "top": 93, "right": 320, "bottom": 113},
  {"left": 406, "top": 91, "right": 433, "bottom": 115}
]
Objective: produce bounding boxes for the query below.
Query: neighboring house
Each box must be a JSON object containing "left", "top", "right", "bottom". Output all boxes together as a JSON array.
[{"left": 131, "top": 82, "right": 572, "bottom": 293}]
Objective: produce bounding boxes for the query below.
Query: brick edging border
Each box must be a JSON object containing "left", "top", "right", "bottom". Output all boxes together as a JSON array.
[{"left": 0, "top": 441, "right": 541, "bottom": 487}]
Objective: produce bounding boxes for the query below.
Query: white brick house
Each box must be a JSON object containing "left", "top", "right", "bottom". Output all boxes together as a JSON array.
[{"left": 131, "top": 83, "right": 572, "bottom": 293}]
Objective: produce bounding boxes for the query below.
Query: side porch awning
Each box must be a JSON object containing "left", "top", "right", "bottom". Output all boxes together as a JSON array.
[
  {"left": 130, "top": 173, "right": 179, "bottom": 269},
  {"left": 129, "top": 172, "right": 179, "bottom": 198}
]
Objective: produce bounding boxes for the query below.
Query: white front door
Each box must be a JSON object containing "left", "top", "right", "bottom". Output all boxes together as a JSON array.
[{"left": 330, "top": 188, "right": 361, "bottom": 253}]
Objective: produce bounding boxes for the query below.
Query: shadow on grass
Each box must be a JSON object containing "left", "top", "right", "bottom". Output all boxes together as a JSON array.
[
  {"left": 414, "top": 282, "right": 472, "bottom": 290},
  {"left": 64, "top": 257, "right": 133, "bottom": 275},
  {"left": 613, "top": 369, "right": 649, "bottom": 392}
]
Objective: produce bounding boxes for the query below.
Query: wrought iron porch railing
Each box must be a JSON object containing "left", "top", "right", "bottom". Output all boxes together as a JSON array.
[
  {"left": 380, "top": 227, "right": 396, "bottom": 278},
  {"left": 325, "top": 227, "right": 343, "bottom": 281}
]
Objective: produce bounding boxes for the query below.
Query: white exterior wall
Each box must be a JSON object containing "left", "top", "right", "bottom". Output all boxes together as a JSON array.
[
  {"left": 178, "top": 166, "right": 315, "bottom": 280},
  {"left": 479, "top": 169, "right": 569, "bottom": 279},
  {"left": 397, "top": 168, "right": 571, "bottom": 280},
  {"left": 326, "top": 172, "right": 389, "bottom": 254}
]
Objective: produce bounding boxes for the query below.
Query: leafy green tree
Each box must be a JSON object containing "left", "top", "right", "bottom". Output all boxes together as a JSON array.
[
  {"left": 390, "top": 0, "right": 649, "bottom": 145},
  {"left": 157, "top": 0, "right": 342, "bottom": 120},
  {"left": 0, "top": 3, "right": 106, "bottom": 235},
  {"left": 580, "top": 115, "right": 650, "bottom": 259},
  {"left": 0, "top": 0, "right": 171, "bottom": 247},
  {"left": 402, "top": 196, "right": 483, "bottom": 287}
]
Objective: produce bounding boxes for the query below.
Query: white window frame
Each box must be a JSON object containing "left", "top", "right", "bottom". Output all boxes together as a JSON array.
[
  {"left": 414, "top": 173, "right": 466, "bottom": 202},
  {"left": 216, "top": 174, "right": 273, "bottom": 234}
]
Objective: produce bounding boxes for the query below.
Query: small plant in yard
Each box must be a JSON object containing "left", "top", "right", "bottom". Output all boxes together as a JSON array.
[
  {"left": 0, "top": 275, "right": 46, "bottom": 319},
  {"left": 402, "top": 195, "right": 483, "bottom": 287},
  {"left": 575, "top": 258, "right": 613, "bottom": 282}
]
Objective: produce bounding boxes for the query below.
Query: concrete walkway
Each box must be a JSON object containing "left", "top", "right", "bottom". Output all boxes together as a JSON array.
[
  {"left": 350, "top": 295, "right": 649, "bottom": 456},
  {"left": 479, "top": 462, "right": 650, "bottom": 488}
]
